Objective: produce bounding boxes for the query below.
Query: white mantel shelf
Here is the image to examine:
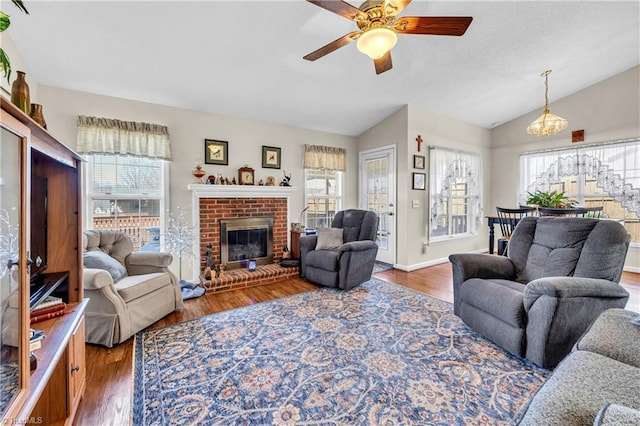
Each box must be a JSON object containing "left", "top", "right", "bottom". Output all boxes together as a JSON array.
[{"left": 188, "top": 184, "right": 298, "bottom": 198}]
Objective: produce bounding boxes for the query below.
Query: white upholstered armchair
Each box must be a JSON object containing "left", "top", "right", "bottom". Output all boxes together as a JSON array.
[{"left": 82, "top": 230, "right": 184, "bottom": 347}]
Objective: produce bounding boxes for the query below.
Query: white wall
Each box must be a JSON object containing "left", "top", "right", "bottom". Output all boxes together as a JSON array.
[
  {"left": 358, "top": 105, "right": 492, "bottom": 270},
  {"left": 406, "top": 105, "right": 492, "bottom": 269},
  {"left": 0, "top": 32, "right": 37, "bottom": 102},
  {"left": 491, "top": 65, "right": 640, "bottom": 270},
  {"left": 357, "top": 106, "right": 408, "bottom": 264},
  {"left": 36, "top": 86, "right": 359, "bottom": 279}
]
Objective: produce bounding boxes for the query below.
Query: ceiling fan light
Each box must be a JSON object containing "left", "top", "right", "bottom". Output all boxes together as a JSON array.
[
  {"left": 357, "top": 27, "right": 397, "bottom": 59},
  {"left": 526, "top": 109, "right": 568, "bottom": 136}
]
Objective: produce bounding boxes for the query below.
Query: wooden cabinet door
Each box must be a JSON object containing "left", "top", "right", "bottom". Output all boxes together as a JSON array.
[{"left": 67, "top": 315, "right": 86, "bottom": 420}]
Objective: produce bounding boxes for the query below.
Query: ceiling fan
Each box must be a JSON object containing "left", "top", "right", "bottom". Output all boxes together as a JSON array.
[{"left": 303, "top": 0, "right": 473, "bottom": 74}]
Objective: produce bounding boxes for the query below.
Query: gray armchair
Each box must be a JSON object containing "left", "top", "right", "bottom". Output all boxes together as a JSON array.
[
  {"left": 449, "top": 217, "right": 630, "bottom": 369},
  {"left": 300, "top": 209, "right": 379, "bottom": 290}
]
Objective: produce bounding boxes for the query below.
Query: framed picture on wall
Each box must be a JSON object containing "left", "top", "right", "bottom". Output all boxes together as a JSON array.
[
  {"left": 262, "top": 146, "right": 281, "bottom": 169},
  {"left": 413, "top": 155, "right": 425, "bottom": 169},
  {"left": 204, "top": 139, "right": 228, "bottom": 165},
  {"left": 412, "top": 172, "right": 426, "bottom": 190}
]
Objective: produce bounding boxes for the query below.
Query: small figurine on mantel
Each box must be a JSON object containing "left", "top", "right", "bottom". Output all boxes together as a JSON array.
[
  {"left": 280, "top": 170, "right": 292, "bottom": 187},
  {"left": 258, "top": 179, "right": 264, "bottom": 186}
]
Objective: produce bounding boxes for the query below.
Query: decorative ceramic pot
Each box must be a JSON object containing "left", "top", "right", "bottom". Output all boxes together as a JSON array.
[
  {"left": 29, "top": 103, "right": 47, "bottom": 129},
  {"left": 192, "top": 165, "right": 206, "bottom": 183},
  {"left": 11, "top": 71, "right": 30, "bottom": 115}
]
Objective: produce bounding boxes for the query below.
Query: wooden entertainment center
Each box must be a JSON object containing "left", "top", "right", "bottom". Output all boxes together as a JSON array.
[{"left": 1, "top": 98, "right": 86, "bottom": 425}]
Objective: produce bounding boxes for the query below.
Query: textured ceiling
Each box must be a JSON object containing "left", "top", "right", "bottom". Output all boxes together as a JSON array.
[{"left": 5, "top": 0, "right": 640, "bottom": 136}]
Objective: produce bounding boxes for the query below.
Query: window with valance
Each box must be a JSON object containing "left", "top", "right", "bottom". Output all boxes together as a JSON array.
[
  {"left": 77, "top": 116, "right": 171, "bottom": 250},
  {"left": 519, "top": 138, "right": 640, "bottom": 243},
  {"left": 303, "top": 145, "right": 346, "bottom": 229}
]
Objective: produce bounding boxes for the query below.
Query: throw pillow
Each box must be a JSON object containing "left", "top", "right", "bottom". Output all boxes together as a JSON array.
[
  {"left": 83, "top": 250, "right": 127, "bottom": 282},
  {"left": 316, "top": 227, "right": 344, "bottom": 250}
]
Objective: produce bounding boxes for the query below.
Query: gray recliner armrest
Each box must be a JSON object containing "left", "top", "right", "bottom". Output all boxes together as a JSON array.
[
  {"left": 523, "top": 277, "right": 630, "bottom": 311},
  {"left": 338, "top": 240, "right": 378, "bottom": 253},
  {"left": 523, "top": 277, "right": 629, "bottom": 368},
  {"left": 449, "top": 253, "right": 516, "bottom": 282},
  {"left": 449, "top": 253, "right": 516, "bottom": 315},
  {"left": 299, "top": 235, "right": 318, "bottom": 251},
  {"left": 299, "top": 235, "right": 318, "bottom": 277}
]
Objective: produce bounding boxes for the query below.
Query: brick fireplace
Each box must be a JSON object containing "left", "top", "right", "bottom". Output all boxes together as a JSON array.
[{"left": 188, "top": 185, "right": 297, "bottom": 283}]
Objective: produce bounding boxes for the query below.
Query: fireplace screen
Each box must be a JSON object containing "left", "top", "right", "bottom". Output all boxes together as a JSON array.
[{"left": 220, "top": 217, "right": 273, "bottom": 269}]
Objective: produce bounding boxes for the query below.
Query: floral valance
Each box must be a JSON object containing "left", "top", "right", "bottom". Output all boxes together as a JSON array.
[
  {"left": 303, "top": 145, "right": 347, "bottom": 172},
  {"left": 519, "top": 138, "right": 639, "bottom": 215},
  {"left": 76, "top": 116, "right": 172, "bottom": 160}
]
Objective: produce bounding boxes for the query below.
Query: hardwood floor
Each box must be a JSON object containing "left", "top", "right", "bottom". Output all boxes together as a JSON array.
[{"left": 74, "top": 264, "right": 640, "bottom": 425}]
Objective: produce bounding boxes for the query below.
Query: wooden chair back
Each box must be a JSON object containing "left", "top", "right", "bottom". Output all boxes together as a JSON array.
[
  {"left": 538, "top": 207, "right": 589, "bottom": 217},
  {"left": 496, "top": 206, "right": 537, "bottom": 252}
]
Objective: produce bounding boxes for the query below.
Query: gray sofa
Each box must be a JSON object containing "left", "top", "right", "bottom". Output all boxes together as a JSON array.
[
  {"left": 83, "top": 230, "right": 184, "bottom": 347},
  {"left": 300, "top": 209, "right": 378, "bottom": 290},
  {"left": 515, "top": 308, "right": 640, "bottom": 425},
  {"left": 449, "top": 217, "right": 630, "bottom": 368}
]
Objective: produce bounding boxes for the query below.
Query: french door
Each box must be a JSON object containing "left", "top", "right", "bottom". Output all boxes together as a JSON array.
[{"left": 359, "top": 146, "right": 396, "bottom": 265}]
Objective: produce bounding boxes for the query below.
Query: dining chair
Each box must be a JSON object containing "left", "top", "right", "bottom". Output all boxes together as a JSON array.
[
  {"left": 584, "top": 206, "right": 605, "bottom": 218},
  {"left": 495, "top": 206, "right": 537, "bottom": 255},
  {"left": 538, "top": 207, "right": 589, "bottom": 217}
]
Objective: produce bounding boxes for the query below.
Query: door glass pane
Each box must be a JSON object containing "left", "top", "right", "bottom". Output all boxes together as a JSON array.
[
  {"left": 366, "top": 158, "right": 389, "bottom": 250},
  {"left": 0, "top": 127, "right": 23, "bottom": 416}
]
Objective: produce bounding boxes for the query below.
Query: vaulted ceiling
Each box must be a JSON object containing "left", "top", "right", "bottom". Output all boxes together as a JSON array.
[{"left": 6, "top": 1, "right": 640, "bottom": 136}]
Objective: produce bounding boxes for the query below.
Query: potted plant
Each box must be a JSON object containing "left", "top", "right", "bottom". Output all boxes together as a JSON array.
[
  {"left": 526, "top": 190, "right": 577, "bottom": 208},
  {"left": 1, "top": 1, "right": 29, "bottom": 82}
]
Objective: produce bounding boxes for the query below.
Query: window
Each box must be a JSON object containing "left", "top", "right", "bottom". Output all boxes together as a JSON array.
[
  {"left": 519, "top": 138, "right": 640, "bottom": 244},
  {"left": 77, "top": 116, "right": 172, "bottom": 251},
  {"left": 304, "top": 169, "right": 343, "bottom": 229},
  {"left": 84, "top": 154, "right": 168, "bottom": 251},
  {"left": 429, "top": 147, "right": 483, "bottom": 241},
  {"left": 302, "top": 144, "right": 346, "bottom": 230}
]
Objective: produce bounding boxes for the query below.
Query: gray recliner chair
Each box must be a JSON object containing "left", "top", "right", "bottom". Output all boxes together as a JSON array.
[
  {"left": 449, "top": 216, "right": 630, "bottom": 369},
  {"left": 300, "top": 209, "right": 379, "bottom": 290}
]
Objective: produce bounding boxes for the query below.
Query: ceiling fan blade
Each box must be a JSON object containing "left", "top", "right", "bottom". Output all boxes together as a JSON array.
[
  {"left": 394, "top": 16, "right": 473, "bottom": 36},
  {"left": 306, "top": 0, "right": 367, "bottom": 21},
  {"left": 374, "top": 51, "right": 393, "bottom": 75},
  {"left": 303, "top": 31, "right": 361, "bottom": 61},
  {"left": 384, "top": 0, "right": 412, "bottom": 17}
]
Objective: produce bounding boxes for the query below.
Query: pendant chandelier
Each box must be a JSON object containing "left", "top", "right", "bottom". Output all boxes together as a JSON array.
[{"left": 526, "top": 70, "right": 568, "bottom": 137}]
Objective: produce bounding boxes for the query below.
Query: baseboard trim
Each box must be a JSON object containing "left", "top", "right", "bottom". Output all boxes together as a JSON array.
[
  {"left": 624, "top": 265, "right": 640, "bottom": 273},
  {"left": 395, "top": 249, "right": 485, "bottom": 272}
]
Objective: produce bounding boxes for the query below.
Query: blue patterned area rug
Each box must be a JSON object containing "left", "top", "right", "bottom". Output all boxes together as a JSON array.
[
  {"left": 133, "top": 278, "right": 548, "bottom": 425},
  {"left": 372, "top": 261, "right": 393, "bottom": 274}
]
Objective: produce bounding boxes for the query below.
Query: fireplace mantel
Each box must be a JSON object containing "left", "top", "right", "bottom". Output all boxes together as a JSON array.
[
  {"left": 188, "top": 184, "right": 297, "bottom": 199},
  {"left": 188, "top": 184, "right": 298, "bottom": 279}
]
